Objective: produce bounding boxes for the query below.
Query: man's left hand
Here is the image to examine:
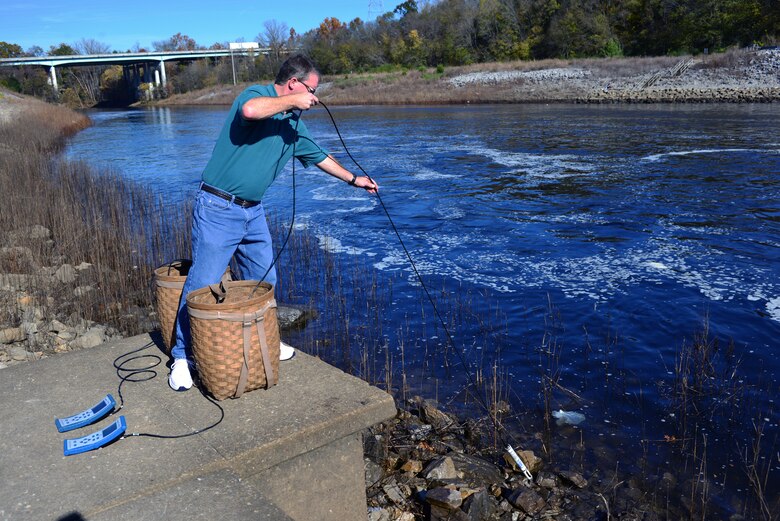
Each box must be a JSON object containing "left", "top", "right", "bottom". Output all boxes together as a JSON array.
[{"left": 354, "top": 176, "right": 379, "bottom": 194}]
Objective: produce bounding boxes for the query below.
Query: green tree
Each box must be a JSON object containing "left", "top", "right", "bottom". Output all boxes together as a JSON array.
[
  {"left": 48, "top": 43, "right": 77, "bottom": 56},
  {"left": 0, "top": 41, "right": 24, "bottom": 58},
  {"left": 152, "top": 33, "right": 199, "bottom": 52}
]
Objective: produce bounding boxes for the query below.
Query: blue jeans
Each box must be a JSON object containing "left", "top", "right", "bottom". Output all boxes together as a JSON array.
[{"left": 171, "top": 188, "right": 277, "bottom": 361}]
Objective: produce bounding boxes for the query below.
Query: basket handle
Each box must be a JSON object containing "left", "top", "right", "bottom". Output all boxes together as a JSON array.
[
  {"left": 165, "top": 258, "right": 190, "bottom": 276},
  {"left": 208, "top": 270, "right": 233, "bottom": 304},
  {"left": 235, "top": 311, "right": 276, "bottom": 397}
]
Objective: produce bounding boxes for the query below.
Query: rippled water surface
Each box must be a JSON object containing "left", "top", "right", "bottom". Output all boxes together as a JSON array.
[{"left": 68, "top": 103, "right": 780, "bottom": 514}]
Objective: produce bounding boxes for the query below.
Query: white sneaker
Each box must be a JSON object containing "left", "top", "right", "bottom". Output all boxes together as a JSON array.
[
  {"left": 169, "top": 358, "right": 193, "bottom": 391},
  {"left": 280, "top": 341, "right": 295, "bottom": 361}
]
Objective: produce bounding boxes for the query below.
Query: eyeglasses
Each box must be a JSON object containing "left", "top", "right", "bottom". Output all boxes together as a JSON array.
[{"left": 298, "top": 79, "right": 316, "bottom": 94}]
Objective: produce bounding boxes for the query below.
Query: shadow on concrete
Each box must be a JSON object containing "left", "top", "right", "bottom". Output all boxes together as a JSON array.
[{"left": 57, "top": 513, "right": 86, "bottom": 521}]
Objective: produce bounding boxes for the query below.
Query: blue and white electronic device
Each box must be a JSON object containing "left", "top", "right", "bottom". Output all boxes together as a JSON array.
[
  {"left": 63, "top": 416, "right": 127, "bottom": 456},
  {"left": 55, "top": 394, "right": 116, "bottom": 433}
]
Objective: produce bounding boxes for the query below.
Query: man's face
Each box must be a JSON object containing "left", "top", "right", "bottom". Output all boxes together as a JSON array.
[{"left": 289, "top": 74, "right": 319, "bottom": 94}]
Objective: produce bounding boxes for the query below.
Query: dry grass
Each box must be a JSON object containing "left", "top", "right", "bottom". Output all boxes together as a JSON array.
[
  {"left": 148, "top": 48, "right": 779, "bottom": 107},
  {"left": 0, "top": 98, "right": 185, "bottom": 337}
]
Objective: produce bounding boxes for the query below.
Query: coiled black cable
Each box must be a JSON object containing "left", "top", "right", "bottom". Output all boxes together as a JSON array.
[{"left": 112, "top": 341, "right": 225, "bottom": 440}]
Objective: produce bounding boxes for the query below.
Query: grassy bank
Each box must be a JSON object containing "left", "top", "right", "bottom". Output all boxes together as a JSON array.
[
  {"left": 156, "top": 48, "right": 780, "bottom": 107},
  {"left": 0, "top": 91, "right": 189, "bottom": 354}
]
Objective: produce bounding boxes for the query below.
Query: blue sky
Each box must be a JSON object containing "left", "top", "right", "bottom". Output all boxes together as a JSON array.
[{"left": 1, "top": 0, "right": 379, "bottom": 53}]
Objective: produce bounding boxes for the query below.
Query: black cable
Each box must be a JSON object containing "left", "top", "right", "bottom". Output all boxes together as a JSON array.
[
  {"left": 253, "top": 112, "right": 302, "bottom": 295},
  {"left": 112, "top": 341, "right": 225, "bottom": 440},
  {"left": 317, "top": 100, "right": 522, "bottom": 450}
]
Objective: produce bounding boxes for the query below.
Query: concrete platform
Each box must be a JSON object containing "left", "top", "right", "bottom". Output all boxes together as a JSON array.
[{"left": 0, "top": 333, "right": 396, "bottom": 520}]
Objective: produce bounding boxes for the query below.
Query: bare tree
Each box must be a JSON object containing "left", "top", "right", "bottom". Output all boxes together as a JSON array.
[
  {"left": 74, "top": 38, "right": 111, "bottom": 55},
  {"left": 257, "top": 19, "right": 290, "bottom": 71},
  {"left": 66, "top": 39, "right": 112, "bottom": 105}
]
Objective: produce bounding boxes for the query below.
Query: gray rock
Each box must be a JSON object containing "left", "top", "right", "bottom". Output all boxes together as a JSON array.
[
  {"left": 8, "top": 345, "right": 29, "bottom": 361},
  {"left": 423, "top": 456, "right": 458, "bottom": 481},
  {"left": 660, "top": 472, "right": 677, "bottom": 488},
  {"left": 0, "top": 246, "right": 35, "bottom": 270},
  {"left": 448, "top": 452, "right": 504, "bottom": 488},
  {"left": 276, "top": 305, "right": 308, "bottom": 330},
  {"left": 425, "top": 487, "right": 462, "bottom": 510},
  {"left": 506, "top": 488, "right": 545, "bottom": 514},
  {"left": 364, "top": 458, "right": 383, "bottom": 487},
  {"left": 73, "top": 326, "right": 106, "bottom": 349},
  {"left": 55, "top": 264, "right": 77, "bottom": 284},
  {"left": 21, "top": 321, "right": 38, "bottom": 335},
  {"left": 429, "top": 504, "right": 470, "bottom": 521},
  {"left": 419, "top": 400, "right": 455, "bottom": 431},
  {"left": 367, "top": 506, "right": 391, "bottom": 521},
  {"left": 75, "top": 262, "right": 93, "bottom": 271},
  {"left": 27, "top": 225, "right": 51, "bottom": 240},
  {"left": 559, "top": 470, "right": 588, "bottom": 488},
  {"left": 363, "top": 433, "right": 387, "bottom": 464},
  {"left": 535, "top": 472, "right": 557, "bottom": 489},
  {"left": 410, "top": 423, "right": 433, "bottom": 441},
  {"left": 57, "top": 330, "right": 77, "bottom": 341},
  {"left": 73, "top": 285, "right": 95, "bottom": 298},
  {"left": 462, "top": 489, "right": 499, "bottom": 521},
  {"left": 0, "top": 327, "right": 25, "bottom": 344},
  {"left": 48, "top": 319, "right": 70, "bottom": 333},
  {"left": 382, "top": 481, "right": 407, "bottom": 505},
  {"left": 0, "top": 362, "right": 7, "bottom": 369},
  {"left": 0, "top": 273, "right": 30, "bottom": 291}
]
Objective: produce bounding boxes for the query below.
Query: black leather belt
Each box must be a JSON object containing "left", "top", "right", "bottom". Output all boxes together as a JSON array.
[{"left": 200, "top": 183, "right": 259, "bottom": 208}]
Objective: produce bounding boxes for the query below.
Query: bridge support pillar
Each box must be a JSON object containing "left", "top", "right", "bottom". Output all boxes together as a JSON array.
[
  {"left": 48, "top": 66, "right": 58, "bottom": 92},
  {"left": 159, "top": 60, "right": 167, "bottom": 87}
]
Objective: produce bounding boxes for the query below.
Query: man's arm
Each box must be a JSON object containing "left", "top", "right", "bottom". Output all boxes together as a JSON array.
[
  {"left": 316, "top": 155, "right": 378, "bottom": 194},
  {"left": 241, "top": 92, "right": 319, "bottom": 120}
]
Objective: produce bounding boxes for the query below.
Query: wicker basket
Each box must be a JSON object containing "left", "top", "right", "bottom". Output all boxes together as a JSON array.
[
  {"left": 186, "top": 280, "right": 280, "bottom": 400},
  {"left": 153, "top": 260, "right": 192, "bottom": 353}
]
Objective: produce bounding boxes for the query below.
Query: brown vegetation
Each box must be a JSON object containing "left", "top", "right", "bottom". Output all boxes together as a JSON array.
[{"left": 155, "top": 50, "right": 780, "bottom": 107}]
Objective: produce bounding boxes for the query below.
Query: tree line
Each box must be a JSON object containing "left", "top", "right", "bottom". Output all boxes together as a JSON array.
[
  {"left": 301, "top": 0, "right": 779, "bottom": 73},
  {"left": 1, "top": 0, "right": 778, "bottom": 104}
]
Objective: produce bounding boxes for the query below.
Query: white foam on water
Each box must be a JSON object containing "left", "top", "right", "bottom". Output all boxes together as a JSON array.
[
  {"left": 332, "top": 205, "right": 376, "bottom": 215},
  {"left": 642, "top": 148, "right": 780, "bottom": 162},
  {"left": 413, "top": 167, "right": 457, "bottom": 180},
  {"left": 352, "top": 224, "right": 780, "bottom": 322},
  {"left": 646, "top": 261, "right": 670, "bottom": 270},
  {"left": 450, "top": 144, "right": 600, "bottom": 181},
  {"left": 316, "top": 234, "right": 375, "bottom": 256},
  {"left": 767, "top": 298, "right": 780, "bottom": 322},
  {"left": 310, "top": 185, "right": 378, "bottom": 204},
  {"left": 545, "top": 213, "right": 610, "bottom": 225},
  {"left": 433, "top": 204, "right": 465, "bottom": 220}
]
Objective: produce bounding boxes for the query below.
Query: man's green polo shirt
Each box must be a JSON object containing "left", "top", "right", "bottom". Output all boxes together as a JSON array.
[{"left": 201, "top": 83, "right": 328, "bottom": 202}]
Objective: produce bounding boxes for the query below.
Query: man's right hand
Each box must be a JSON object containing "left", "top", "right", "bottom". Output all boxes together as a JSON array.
[{"left": 289, "top": 92, "right": 319, "bottom": 111}]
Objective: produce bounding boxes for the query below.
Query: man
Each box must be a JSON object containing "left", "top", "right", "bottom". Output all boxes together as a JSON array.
[{"left": 169, "top": 54, "right": 378, "bottom": 391}]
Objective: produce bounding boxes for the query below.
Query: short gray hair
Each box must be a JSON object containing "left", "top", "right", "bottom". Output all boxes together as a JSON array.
[{"left": 275, "top": 55, "right": 319, "bottom": 85}]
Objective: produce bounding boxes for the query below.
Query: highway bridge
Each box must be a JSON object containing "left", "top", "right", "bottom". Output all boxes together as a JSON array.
[{"left": 0, "top": 47, "right": 272, "bottom": 93}]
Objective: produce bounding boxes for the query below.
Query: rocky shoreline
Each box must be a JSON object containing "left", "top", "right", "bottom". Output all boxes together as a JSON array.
[
  {"left": 363, "top": 398, "right": 669, "bottom": 521},
  {"left": 158, "top": 47, "right": 780, "bottom": 107}
]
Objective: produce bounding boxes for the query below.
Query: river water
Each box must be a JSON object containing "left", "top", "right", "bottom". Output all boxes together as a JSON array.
[{"left": 67, "top": 103, "right": 779, "bottom": 515}]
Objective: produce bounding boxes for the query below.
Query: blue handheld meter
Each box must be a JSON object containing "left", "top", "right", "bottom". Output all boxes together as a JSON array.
[
  {"left": 63, "top": 416, "right": 127, "bottom": 456},
  {"left": 55, "top": 394, "right": 116, "bottom": 433}
]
